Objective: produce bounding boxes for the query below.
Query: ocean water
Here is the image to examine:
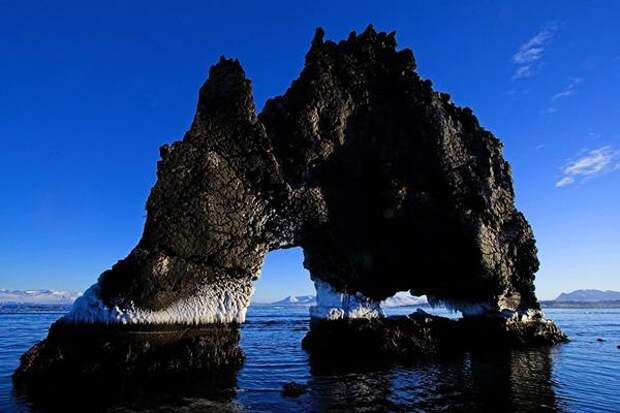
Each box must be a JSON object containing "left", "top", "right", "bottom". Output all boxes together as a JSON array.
[{"left": 0, "top": 305, "right": 619, "bottom": 412}]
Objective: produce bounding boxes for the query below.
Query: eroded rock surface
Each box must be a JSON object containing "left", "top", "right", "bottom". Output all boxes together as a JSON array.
[
  {"left": 64, "top": 26, "right": 543, "bottom": 323},
  {"left": 302, "top": 309, "right": 568, "bottom": 370},
  {"left": 16, "top": 26, "right": 565, "bottom": 390},
  {"left": 13, "top": 322, "right": 242, "bottom": 409}
]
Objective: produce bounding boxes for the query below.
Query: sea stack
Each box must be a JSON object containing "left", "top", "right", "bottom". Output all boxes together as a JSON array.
[{"left": 15, "top": 26, "right": 566, "bottom": 391}]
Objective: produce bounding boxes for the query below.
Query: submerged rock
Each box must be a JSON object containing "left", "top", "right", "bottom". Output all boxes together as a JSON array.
[{"left": 282, "top": 382, "right": 307, "bottom": 398}]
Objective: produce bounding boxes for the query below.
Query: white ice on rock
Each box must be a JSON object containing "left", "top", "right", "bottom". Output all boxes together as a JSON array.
[
  {"left": 427, "top": 295, "right": 549, "bottom": 323},
  {"left": 427, "top": 296, "right": 494, "bottom": 316},
  {"left": 62, "top": 279, "right": 254, "bottom": 325},
  {"left": 309, "top": 280, "right": 384, "bottom": 320}
]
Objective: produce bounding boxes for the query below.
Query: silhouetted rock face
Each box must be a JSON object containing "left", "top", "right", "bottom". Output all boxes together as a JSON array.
[
  {"left": 92, "top": 26, "right": 538, "bottom": 318},
  {"left": 261, "top": 27, "right": 538, "bottom": 309},
  {"left": 13, "top": 25, "right": 544, "bottom": 327},
  {"left": 95, "top": 58, "right": 280, "bottom": 314},
  {"left": 15, "top": 26, "right": 564, "bottom": 395},
  {"left": 13, "top": 323, "right": 242, "bottom": 408},
  {"left": 302, "top": 310, "right": 568, "bottom": 370}
]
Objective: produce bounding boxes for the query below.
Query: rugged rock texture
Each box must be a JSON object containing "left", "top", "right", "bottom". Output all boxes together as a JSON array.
[
  {"left": 16, "top": 26, "right": 565, "bottom": 390},
  {"left": 13, "top": 322, "right": 242, "bottom": 408},
  {"left": 302, "top": 310, "right": 568, "bottom": 370},
  {"left": 64, "top": 26, "right": 542, "bottom": 323},
  {"left": 260, "top": 27, "right": 539, "bottom": 312}
]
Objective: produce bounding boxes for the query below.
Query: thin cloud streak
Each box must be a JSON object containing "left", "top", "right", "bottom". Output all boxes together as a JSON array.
[
  {"left": 552, "top": 77, "right": 583, "bottom": 101},
  {"left": 555, "top": 177, "right": 574, "bottom": 188},
  {"left": 543, "top": 77, "right": 583, "bottom": 114},
  {"left": 556, "top": 145, "right": 620, "bottom": 187},
  {"left": 512, "top": 24, "right": 558, "bottom": 79}
]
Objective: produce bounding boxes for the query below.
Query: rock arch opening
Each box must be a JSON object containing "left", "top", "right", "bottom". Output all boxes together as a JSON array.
[{"left": 251, "top": 247, "right": 313, "bottom": 305}]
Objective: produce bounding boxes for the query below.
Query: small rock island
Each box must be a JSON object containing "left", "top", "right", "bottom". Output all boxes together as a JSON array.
[{"left": 14, "top": 26, "right": 566, "bottom": 395}]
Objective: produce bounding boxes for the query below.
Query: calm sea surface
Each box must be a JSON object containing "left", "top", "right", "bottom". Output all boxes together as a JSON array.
[{"left": 0, "top": 305, "right": 619, "bottom": 412}]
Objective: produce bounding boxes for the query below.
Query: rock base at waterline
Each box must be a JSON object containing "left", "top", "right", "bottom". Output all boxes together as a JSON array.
[
  {"left": 302, "top": 310, "right": 567, "bottom": 369},
  {"left": 13, "top": 322, "right": 243, "bottom": 407}
]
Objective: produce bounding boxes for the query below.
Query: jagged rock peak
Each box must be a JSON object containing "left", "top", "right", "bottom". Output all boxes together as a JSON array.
[{"left": 194, "top": 56, "right": 257, "bottom": 125}]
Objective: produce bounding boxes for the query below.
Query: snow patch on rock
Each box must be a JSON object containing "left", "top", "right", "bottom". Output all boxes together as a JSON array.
[
  {"left": 309, "top": 280, "right": 383, "bottom": 320},
  {"left": 62, "top": 279, "right": 254, "bottom": 324}
]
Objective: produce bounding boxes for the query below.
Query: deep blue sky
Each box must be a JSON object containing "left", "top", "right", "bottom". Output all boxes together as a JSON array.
[{"left": 1, "top": 1, "right": 618, "bottom": 301}]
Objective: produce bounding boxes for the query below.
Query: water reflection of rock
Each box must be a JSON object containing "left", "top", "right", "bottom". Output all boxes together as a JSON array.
[
  {"left": 12, "top": 322, "right": 564, "bottom": 412},
  {"left": 12, "top": 322, "right": 243, "bottom": 412},
  {"left": 305, "top": 371, "right": 396, "bottom": 412},
  {"left": 303, "top": 348, "right": 563, "bottom": 413}
]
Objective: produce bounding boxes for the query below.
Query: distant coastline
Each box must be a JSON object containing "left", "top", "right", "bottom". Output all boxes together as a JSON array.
[
  {"left": 540, "top": 300, "right": 620, "bottom": 308},
  {"left": 3, "top": 289, "right": 620, "bottom": 309}
]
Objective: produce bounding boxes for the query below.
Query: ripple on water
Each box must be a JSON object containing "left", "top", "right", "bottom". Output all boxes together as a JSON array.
[{"left": 1, "top": 306, "right": 619, "bottom": 412}]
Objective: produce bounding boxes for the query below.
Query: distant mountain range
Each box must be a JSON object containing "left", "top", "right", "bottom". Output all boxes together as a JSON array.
[
  {"left": 3, "top": 288, "right": 618, "bottom": 308},
  {"left": 257, "top": 291, "right": 427, "bottom": 308},
  {"left": 0, "top": 289, "right": 81, "bottom": 304},
  {"left": 2, "top": 289, "right": 426, "bottom": 307},
  {"left": 554, "top": 289, "right": 620, "bottom": 302},
  {"left": 269, "top": 295, "right": 317, "bottom": 306},
  {"left": 540, "top": 289, "right": 620, "bottom": 308},
  {"left": 265, "top": 289, "right": 620, "bottom": 309},
  {"left": 382, "top": 292, "right": 428, "bottom": 307}
]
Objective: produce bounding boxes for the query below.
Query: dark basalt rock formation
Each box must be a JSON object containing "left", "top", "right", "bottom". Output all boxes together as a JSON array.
[
  {"left": 13, "top": 323, "right": 241, "bottom": 409},
  {"left": 302, "top": 309, "right": 568, "bottom": 371},
  {"left": 15, "top": 26, "right": 565, "bottom": 390},
  {"left": 77, "top": 25, "right": 542, "bottom": 319},
  {"left": 282, "top": 381, "right": 307, "bottom": 398}
]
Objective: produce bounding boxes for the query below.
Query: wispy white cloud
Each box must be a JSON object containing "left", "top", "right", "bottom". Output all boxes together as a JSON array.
[
  {"left": 512, "top": 24, "right": 558, "bottom": 79},
  {"left": 513, "top": 65, "right": 534, "bottom": 79},
  {"left": 542, "top": 77, "right": 583, "bottom": 114},
  {"left": 556, "top": 145, "right": 620, "bottom": 187},
  {"left": 555, "top": 176, "right": 575, "bottom": 188},
  {"left": 551, "top": 77, "right": 583, "bottom": 101}
]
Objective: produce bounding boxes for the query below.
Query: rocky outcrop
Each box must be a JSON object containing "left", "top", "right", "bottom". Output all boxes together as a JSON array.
[
  {"left": 13, "top": 322, "right": 242, "bottom": 408},
  {"left": 302, "top": 309, "right": 568, "bottom": 370},
  {"left": 59, "top": 26, "right": 543, "bottom": 323},
  {"left": 16, "top": 25, "right": 565, "bottom": 390}
]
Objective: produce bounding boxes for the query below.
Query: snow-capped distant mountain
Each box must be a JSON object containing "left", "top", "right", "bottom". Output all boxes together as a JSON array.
[
  {"left": 382, "top": 292, "right": 427, "bottom": 307},
  {"left": 270, "top": 295, "right": 317, "bottom": 306},
  {"left": 0, "top": 289, "right": 81, "bottom": 304},
  {"left": 555, "top": 289, "right": 620, "bottom": 302},
  {"left": 258, "top": 292, "right": 427, "bottom": 307}
]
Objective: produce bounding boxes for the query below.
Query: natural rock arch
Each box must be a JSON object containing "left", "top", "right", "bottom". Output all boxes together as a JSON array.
[
  {"left": 15, "top": 28, "right": 566, "bottom": 396},
  {"left": 65, "top": 27, "right": 539, "bottom": 324}
]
